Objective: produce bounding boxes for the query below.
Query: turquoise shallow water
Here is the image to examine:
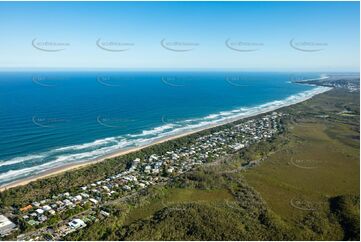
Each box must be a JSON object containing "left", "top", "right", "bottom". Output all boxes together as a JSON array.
[{"left": 0, "top": 71, "right": 324, "bottom": 185}]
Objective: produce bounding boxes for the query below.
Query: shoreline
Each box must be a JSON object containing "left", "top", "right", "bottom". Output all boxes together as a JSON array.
[
  {"left": 0, "top": 85, "right": 332, "bottom": 191},
  {"left": 0, "top": 130, "right": 198, "bottom": 191}
]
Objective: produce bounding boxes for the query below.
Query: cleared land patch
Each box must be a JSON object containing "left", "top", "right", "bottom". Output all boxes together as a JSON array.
[{"left": 125, "top": 188, "right": 235, "bottom": 224}]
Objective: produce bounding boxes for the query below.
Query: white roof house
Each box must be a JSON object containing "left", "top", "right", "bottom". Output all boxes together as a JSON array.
[
  {"left": 80, "top": 193, "right": 90, "bottom": 198},
  {"left": 42, "top": 205, "right": 52, "bottom": 211},
  {"left": 36, "top": 208, "right": 44, "bottom": 214},
  {"left": 123, "top": 185, "right": 131, "bottom": 191},
  {"left": 32, "top": 202, "right": 40, "bottom": 207},
  {"left": 63, "top": 199, "right": 73, "bottom": 206},
  {"left": 89, "top": 198, "right": 98, "bottom": 205},
  {"left": 68, "top": 219, "right": 86, "bottom": 229},
  {"left": 100, "top": 210, "right": 110, "bottom": 217},
  {"left": 230, "top": 143, "right": 245, "bottom": 151},
  {"left": 0, "top": 215, "right": 16, "bottom": 237},
  {"left": 149, "top": 154, "right": 159, "bottom": 161}
]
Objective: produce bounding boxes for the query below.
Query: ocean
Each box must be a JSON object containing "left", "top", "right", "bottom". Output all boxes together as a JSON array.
[{"left": 0, "top": 71, "right": 330, "bottom": 186}]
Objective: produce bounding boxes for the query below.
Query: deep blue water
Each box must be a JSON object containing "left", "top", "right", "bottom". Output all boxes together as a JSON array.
[{"left": 0, "top": 71, "right": 324, "bottom": 185}]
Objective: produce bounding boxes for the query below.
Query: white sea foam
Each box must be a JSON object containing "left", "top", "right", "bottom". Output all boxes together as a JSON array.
[
  {"left": 129, "top": 124, "right": 176, "bottom": 138},
  {"left": 54, "top": 137, "right": 116, "bottom": 152},
  {"left": 204, "top": 114, "right": 219, "bottom": 119},
  {"left": 0, "top": 139, "right": 133, "bottom": 183},
  {"left": 0, "top": 155, "right": 44, "bottom": 168},
  {"left": 0, "top": 85, "right": 332, "bottom": 186},
  {"left": 0, "top": 168, "right": 35, "bottom": 183},
  {"left": 220, "top": 111, "right": 233, "bottom": 116},
  {"left": 0, "top": 137, "right": 120, "bottom": 169}
]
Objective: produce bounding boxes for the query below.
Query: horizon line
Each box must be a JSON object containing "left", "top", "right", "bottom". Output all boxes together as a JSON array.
[{"left": 0, "top": 68, "right": 359, "bottom": 73}]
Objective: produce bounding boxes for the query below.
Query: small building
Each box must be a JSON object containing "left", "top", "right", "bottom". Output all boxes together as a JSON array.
[
  {"left": 35, "top": 208, "right": 44, "bottom": 215},
  {"left": 72, "top": 195, "right": 82, "bottom": 202},
  {"left": 144, "top": 165, "right": 151, "bottom": 173},
  {"left": 42, "top": 205, "right": 51, "bottom": 211},
  {"left": 56, "top": 201, "right": 64, "bottom": 206},
  {"left": 123, "top": 185, "right": 131, "bottom": 191},
  {"left": 230, "top": 143, "right": 245, "bottom": 151},
  {"left": 167, "top": 167, "right": 174, "bottom": 173},
  {"left": 152, "top": 168, "right": 159, "bottom": 174},
  {"left": 27, "top": 220, "right": 39, "bottom": 226},
  {"left": 38, "top": 215, "right": 48, "bottom": 222},
  {"left": 20, "top": 204, "right": 33, "bottom": 212},
  {"left": 63, "top": 199, "right": 73, "bottom": 207},
  {"left": 100, "top": 210, "right": 110, "bottom": 217},
  {"left": 80, "top": 193, "right": 90, "bottom": 198},
  {"left": 32, "top": 202, "right": 40, "bottom": 207},
  {"left": 89, "top": 198, "right": 98, "bottom": 205},
  {"left": 149, "top": 154, "right": 159, "bottom": 161},
  {"left": 102, "top": 186, "right": 110, "bottom": 192},
  {"left": 68, "top": 219, "right": 86, "bottom": 229}
]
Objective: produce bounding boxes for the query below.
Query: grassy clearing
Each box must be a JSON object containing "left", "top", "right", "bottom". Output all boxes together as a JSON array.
[{"left": 125, "top": 188, "right": 235, "bottom": 224}]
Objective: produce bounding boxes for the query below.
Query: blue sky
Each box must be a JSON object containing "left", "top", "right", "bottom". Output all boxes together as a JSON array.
[{"left": 0, "top": 1, "right": 359, "bottom": 71}]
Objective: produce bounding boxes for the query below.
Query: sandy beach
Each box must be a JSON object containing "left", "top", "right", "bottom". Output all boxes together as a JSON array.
[
  {"left": 0, "top": 129, "right": 199, "bottom": 191},
  {"left": 0, "top": 86, "right": 332, "bottom": 192}
]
